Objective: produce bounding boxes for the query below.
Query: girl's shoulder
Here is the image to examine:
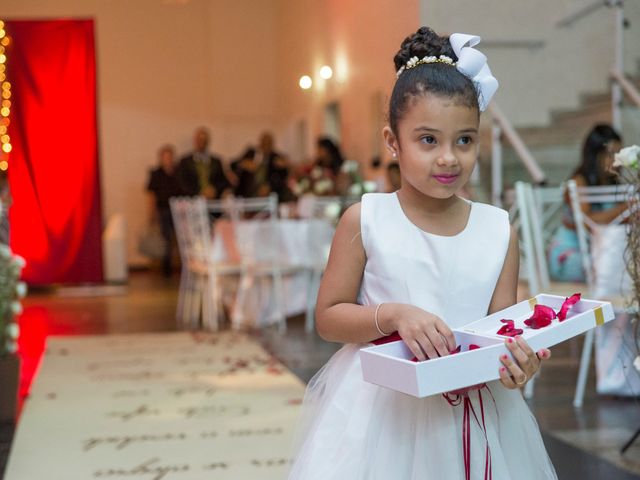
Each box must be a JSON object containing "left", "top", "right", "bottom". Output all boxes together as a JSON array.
[{"left": 467, "top": 201, "right": 510, "bottom": 233}]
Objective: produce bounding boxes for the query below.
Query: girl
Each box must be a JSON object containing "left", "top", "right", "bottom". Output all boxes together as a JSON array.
[{"left": 289, "top": 27, "right": 557, "bottom": 479}]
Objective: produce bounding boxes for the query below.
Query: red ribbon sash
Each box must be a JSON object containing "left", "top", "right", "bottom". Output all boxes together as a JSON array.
[{"left": 443, "top": 384, "right": 495, "bottom": 480}]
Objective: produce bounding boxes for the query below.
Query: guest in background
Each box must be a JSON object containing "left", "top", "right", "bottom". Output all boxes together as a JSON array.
[
  {"left": 230, "top": 147, "right": 259, "bottom": 198},
  {"left": 254, "top": 132, "right": 292, "bottom": 201},
  {"left": 146, "top": 144, "right": 182, "bottom": 276},
  {"left": 315, "top": 137, "right": 344, "bottom": 176},
  {"left": 548, "top": 124, "right": 626, "bottom": 281},
  {"left": 176, "top": 127, "right": 231, "bottom": 199},
  {"left": 367, "top": 155, "right": 387, "bottom": 192},
  {"left": 386, "top": 161, "right": 401, "bottom": 192}
]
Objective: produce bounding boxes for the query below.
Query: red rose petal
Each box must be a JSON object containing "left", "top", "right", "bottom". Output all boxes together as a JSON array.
[
  {"left": 468, "top": 344, "right": 481, "bottom": 350},
  {"left": 523, "top": 304, "right": 557, "bottom": 330},
  {"left": 557, "top": 293, "right": 581, "bottom": 321},
  {"left": 496, "top": 319, "right": 522, "bottom": 336}
]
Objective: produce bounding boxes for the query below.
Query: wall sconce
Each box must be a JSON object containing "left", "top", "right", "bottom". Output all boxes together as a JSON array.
[
  {"left": 299, "top": 75, "right": 312, "bottom": 90},
  {"left": 320, "top": 65, "right": 333, "bottom": 80}
]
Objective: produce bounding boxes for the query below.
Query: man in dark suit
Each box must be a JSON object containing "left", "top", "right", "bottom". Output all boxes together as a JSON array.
[
  {"left": 254, "top": 132, "right": 293, "bottom": 202},
  {"left": 176, "top": 127, "right": 231, "bottom": 199}
]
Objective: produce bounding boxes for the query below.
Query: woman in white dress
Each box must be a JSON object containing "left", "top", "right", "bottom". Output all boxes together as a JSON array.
[{"left": 289, "top": 27, "right": 558, "bottom": 479}]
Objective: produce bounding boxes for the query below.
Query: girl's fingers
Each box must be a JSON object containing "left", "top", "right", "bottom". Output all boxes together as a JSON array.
[
  {"left": 426, "top": 326, "right": 449, "bottom": 358},
  {"left": 408, "top": 340, "right": 426, "bottom": 362},
  {"left": 418, "top": 332, "right": 439, "bottom": 360},
  {"left": 500, "top": 352, "right": 527, "bottom": 386},
  {"left": 505, "top": 337, "right": 535, "bottom": 376},
  {"left": 435, "top": 318, "right": 457, "bottom": 351},
  {"left": 537, "top": 348, "right": 551, "bottom": 361},
  {"left": 499, "top": 366, "right": 517, "bottom": 389}
]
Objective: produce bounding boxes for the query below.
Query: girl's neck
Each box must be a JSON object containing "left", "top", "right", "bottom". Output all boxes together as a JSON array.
[{"left": 396, "top": 184, "right": 462, "bottom": 217}]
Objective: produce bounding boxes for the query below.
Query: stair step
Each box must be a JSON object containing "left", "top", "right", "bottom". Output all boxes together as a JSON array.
[{"left": 551, "top": 101, "right": 612, "bottom": 128}]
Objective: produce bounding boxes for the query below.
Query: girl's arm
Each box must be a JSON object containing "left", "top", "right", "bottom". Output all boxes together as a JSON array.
[
  {"left": 315, "top": 203, "right": 387, "bottom": 343},
  {"left": 316, "top": 204, "right": 456, "bottom": 360},
  {"left": 489, "top": 225, "right": 551, "bottom": 388}
]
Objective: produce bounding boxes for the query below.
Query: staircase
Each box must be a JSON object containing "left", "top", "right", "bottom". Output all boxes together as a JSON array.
[{"left": 477, "top": 70, "right": 640, "bottom": 196}]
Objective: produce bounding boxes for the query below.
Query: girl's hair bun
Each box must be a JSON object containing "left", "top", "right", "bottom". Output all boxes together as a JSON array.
[{"left": 393, "top": 27, "right": 456, "bottom": 72}]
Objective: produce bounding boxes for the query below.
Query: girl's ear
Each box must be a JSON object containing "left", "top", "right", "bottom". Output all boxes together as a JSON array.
[{"left": 383, "top": 126, "right": 399, "bottom": 159}]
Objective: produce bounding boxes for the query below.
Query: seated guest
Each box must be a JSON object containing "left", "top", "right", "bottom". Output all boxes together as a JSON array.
[
  {"left": 548, "top": 124, "right": 626, "bottom": 282},
  {"left": 176, "top": 127, "right": 231, "bottom": 199},
  {"left": 255, "top": 132, "right": 292, "bottom": 201},
  {"left": 315, "top": 137, "right": 344, "bottom": 177},
  {"left": 386, "top": 161, "right": 401, "bottom": 192},
  {"left": 230, "top": 147, "right": 259, "bottom": 198},
  {"left": 146, "top": 144, "right": 182, "bottom": 276}
]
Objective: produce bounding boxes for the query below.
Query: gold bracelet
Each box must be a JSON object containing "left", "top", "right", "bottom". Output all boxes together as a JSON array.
[{"left": 374, "top": 303, "right": 390, "bottom": 336}]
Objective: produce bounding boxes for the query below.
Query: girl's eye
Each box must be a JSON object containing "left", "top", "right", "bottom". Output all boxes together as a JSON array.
[
  {"left": 421, "top": 135, "right": 437, "bottom": 145},
  {"left": 457, "top": 136, "right": 473, "bottom": 145}
]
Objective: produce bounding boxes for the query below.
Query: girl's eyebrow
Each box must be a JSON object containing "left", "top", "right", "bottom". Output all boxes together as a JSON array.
[{"left": 413, "top": 126, "right": 478, "bottom": 133}]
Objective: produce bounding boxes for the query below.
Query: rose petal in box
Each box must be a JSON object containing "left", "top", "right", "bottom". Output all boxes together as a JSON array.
[{"left": 359, "top": 294, "right": 614, "bottom": 398}]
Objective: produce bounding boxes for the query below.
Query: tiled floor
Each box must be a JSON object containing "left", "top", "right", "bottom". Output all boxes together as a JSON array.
[{"left": 1, "top": 271, "right": 639, "bottom": 479}]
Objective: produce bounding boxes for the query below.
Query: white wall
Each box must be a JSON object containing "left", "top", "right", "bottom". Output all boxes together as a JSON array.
[
  {"left": 419, "top": 0, "right": 640, "bottom": 126},
  {"left": 2, "top": 0, "right": 280, "bottom": 266},
  {"left": 275, "top": 0, "right": 419, "bottom": 168}
]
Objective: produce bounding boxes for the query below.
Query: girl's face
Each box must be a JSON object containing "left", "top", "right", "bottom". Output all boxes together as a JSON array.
[{"left": 384, "top": 93, "right": 479, "bottom": 200}]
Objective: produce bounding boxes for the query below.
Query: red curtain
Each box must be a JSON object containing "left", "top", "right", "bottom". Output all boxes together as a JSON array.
[{"left": 7, "top": 20, "right": 103, "bottom": 284}]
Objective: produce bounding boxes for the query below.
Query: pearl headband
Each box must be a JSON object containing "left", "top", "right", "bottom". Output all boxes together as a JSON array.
[{"left": 395, "top": 33, "right": 499, "bottom": 111}]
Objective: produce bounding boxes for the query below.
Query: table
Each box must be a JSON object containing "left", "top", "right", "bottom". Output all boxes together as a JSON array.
[{"left": 211, "top": 218, "right": 335, "bottom": 327}]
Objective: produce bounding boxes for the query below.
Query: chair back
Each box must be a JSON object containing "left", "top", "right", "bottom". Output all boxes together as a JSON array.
[
  {"left": 169, "top": 197, "right": 193, "bottom": 265},
  {"left": 183, "top": 196, "right": 214, "bottom": 266},
  {"left": 566, "top": 180, "right": 634, "bottom": 293},
  {"left": 298, "top": 194, "right": 360, "bottom": 221},
  {"left": 513, "top": 182, "right": 566, "bottom": 294},
  {"left": 207, "top": 194, "right": 280, "bottom": 265}
]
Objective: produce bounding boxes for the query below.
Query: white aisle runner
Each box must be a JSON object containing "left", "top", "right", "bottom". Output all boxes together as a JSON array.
[{"left": 5, "top": 332, "right": 305, "bottom": 479}]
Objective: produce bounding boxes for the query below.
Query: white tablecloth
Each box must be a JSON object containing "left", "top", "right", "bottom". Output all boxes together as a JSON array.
[{"left": 212, "top": 219, "right": 335, "bottom": 326}]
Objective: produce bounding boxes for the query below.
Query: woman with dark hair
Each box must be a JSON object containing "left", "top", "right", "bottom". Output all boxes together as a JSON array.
[
  {"left": 315, "top": 137, "right": 344, "bottom": 175},
  {"left": 230, "top": 147, "right": 258, "bottom": 198},
  {"left": 548, "top": 124, "right": 627, "bottom": 281}
]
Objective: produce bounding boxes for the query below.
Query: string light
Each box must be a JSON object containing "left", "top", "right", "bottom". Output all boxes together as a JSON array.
[{"left": 0, "top": 22, "right": 10, "bottom": 169}]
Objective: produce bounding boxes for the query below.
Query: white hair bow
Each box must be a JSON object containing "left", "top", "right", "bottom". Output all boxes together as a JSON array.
[{"left": 449, "top": 33, "right": 498, "bottom": 111}]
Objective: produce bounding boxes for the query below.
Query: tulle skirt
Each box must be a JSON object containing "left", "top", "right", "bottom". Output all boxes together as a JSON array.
[{"left": 289, "top": 344, "right": 557, "bottom": 480}]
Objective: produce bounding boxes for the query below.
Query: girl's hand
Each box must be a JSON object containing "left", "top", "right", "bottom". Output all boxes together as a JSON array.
[
  {"left": 498, "top": 335, "right": 551, "bottom": 389},
  {"left": 391, "top": 304, "right": 456, "bottom": 361}
]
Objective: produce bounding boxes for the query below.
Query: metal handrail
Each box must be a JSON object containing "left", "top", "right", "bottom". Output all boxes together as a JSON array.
[
  {"left": 611, "top": 69, "right": 640, "bottom": 107},
  {"left": 487, "top": 102, "right": 546, "bottom": 207}
]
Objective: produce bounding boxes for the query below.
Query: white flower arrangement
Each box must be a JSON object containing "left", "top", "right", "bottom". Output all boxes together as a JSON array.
[
  {"left": 0, "top": 245, "right": 26, "bottom": 357},
  {"left": 613, "top": 145, "right": 640, "bottom": 169},
  {"left": 611, "top": 144, "right": 640, "bottom": 361}
]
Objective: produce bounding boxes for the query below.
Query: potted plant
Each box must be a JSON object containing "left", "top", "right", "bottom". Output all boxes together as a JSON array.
[{"left": 0, "top": 244, "right": 26, "bottom": 422}]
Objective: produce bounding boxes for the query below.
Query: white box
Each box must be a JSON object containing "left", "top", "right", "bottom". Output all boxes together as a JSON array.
[{"left": 359, "top": 294, "right": 614, "bottom": 398}]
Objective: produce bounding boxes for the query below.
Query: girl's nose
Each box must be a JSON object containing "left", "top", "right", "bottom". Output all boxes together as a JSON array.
[{"left": 436, "top": 149, "right": 458, "bottom": 166}]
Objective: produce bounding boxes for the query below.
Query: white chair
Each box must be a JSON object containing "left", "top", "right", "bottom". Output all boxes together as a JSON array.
[
  {"left": 171, "top": 196, "right": 242, "bottom": 331},
  {"left": 297, "top": 195, "right": 359, "bottom": 332},
  {"left": 512, "top": 181, "right": 589, "bottom": 399},
  {"left": 210, "top": 194, "right": 305, "bottom": 332},
  {"left": 566, "top": 179, "right": 635, "bottom": 407}
]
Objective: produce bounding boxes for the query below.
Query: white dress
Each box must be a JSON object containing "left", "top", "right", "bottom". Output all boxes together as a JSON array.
[{"left": 289, "top": 193, "right": 557, "bottom": 480}]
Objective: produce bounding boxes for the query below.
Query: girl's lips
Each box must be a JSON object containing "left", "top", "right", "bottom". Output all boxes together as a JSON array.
[{"left": 433, "top": 174, "right": 459, "bottom": 185}]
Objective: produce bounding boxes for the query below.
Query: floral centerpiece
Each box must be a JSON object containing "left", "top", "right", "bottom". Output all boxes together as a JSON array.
[
  {"left": 0, "top": 243, "right": 26, "bottom": 421},
  {"left": 0, "top": 244, "right": 26, "bottom": 356},
  {"left": 340, "top": 160, "right": 378, "bottom": 197},
  {"left": 290, "top": 164, "right": 336, "bottom": 197},
  {"left": 612, "top": 144, "right": 640, "bottom": 370}
]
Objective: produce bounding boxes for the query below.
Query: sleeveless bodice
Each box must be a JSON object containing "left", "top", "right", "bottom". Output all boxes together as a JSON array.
[{"left": 357, "top": 193, "right": 510, "bottom": 329}]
